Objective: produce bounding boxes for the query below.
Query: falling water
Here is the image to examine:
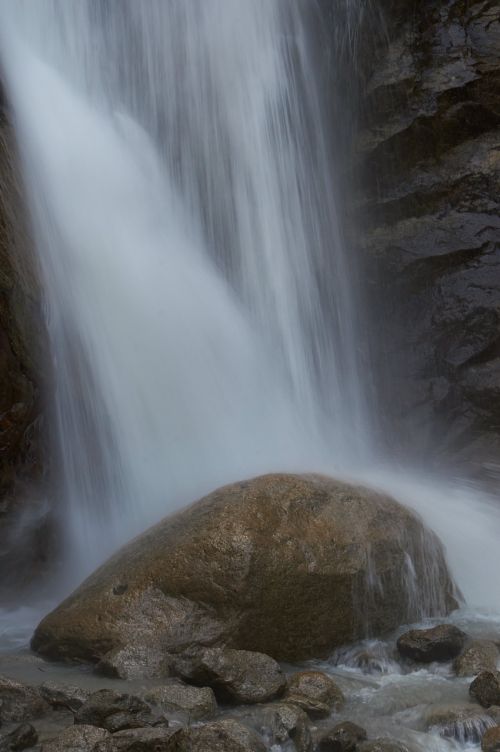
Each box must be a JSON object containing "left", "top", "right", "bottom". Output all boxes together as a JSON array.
[{"left": 1, "top": 0, "right": 500, "bottom": 618}]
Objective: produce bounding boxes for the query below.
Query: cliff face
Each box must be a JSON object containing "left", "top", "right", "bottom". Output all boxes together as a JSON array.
[
  {"left": 0, "top": 94, "right": 51, "bottom": 594},
  {"left": 356, "top": 0, "right": 500, "bottom": 475}
]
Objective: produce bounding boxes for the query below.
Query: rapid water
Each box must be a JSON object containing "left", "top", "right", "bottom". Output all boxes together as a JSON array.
[{"left": 0, "top": 0, "right": 499, "bottom": 618}]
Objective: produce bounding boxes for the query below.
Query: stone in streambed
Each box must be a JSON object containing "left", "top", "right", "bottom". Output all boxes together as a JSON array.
[
  {"left": 173, "top": 647, "right": 285, "bottom": 704},
  {"left": 424, "top": 702, "right": 496, "bottom": 743},
  {"left": 39, "top": 681, "right": 91, "bottom": 712},
  {"left": 227, "top": 702, "right": 312, "bottom": 752},
  {"left": 41, "top": 725, "right": 113, "bottom": 752},
  {"left": 454, "top": 640, "right": 499, "bottom": 677},
  {"left": 470, "top": 672, "right": 500, "bottom": 708},
  {"left": 0, "top": 676, "right": 49, "bottom": 724},
  {"left": 483, "top": 727, "right": 500, "bottom": 752},
  {"left": 144, "top": 681, "right": 216, "bottom": 720},
  {"left": 172, "top": 720, "right": 265, "bottom": 752},
  {"left": 112, "top": 727, "right": 180, "bottom": 751},
  {"left": 31, "top": 474, "right": 457, "bottom": 677},
  {"left": 317, "top": 720, "right": 367, "bottom": 751},
  {"left": 0, "top": 724, "right": 37, "bottom": 752},
  {"left": 397, "top": 624, "right": 466, "bottom": 662},
  {"left": 74, "top": 689, "right": 161, "bottom": 733},
  {"left": 285, "top": 671, "right": 344, "bottom": 719}
]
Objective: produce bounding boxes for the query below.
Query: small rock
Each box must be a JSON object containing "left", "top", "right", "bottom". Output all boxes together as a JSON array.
[
  {"left": 39, "top": 682, "right": 91, "bottom": 712},
  {"left": 75, "top": 690, "right": 159, "bottom": 733},
  {"left": 41, "top": 725, "right": 113, "bottom": 752},
  {"left": 455, "top": 641, "right": 499, "bottom": 677},
  {"left": 176, "top": 648, "right": 285, "bottom": 705},
  {"left": 397, "top": 624, "right": 467, "bottom": 662},
  {"left": 0, "top": 676, "right": 49, "bottom": 723},
  {"left": 424, "top": 702, "right": 495, "bottom": 743},
  {"left": 253, "top": 702, "right": 312, "bottom": 752},
  {"left": 144, "top": 683, "right": 216, "bottom": 720},
  {"left": 358, "top": 740, "right": 410, "bottom": 752},
  {"left": 470, "top": 672, "right": 500, "bottom": 708},
  {"left": 0, "top": 724, "right": 38, "bottom": 752},
  {"left": 317, "top": 721, "right": 367, "bottom": 751},
  {"left": 112, "top": 726, "right": 180, "bottom": 751},
  {"left": 285, "top": 671, "right": 344, "bottom": 719},
  {"left": 96, "top": 646, "right": 170, "bottom": 681},
  {"left": 173, "top": 719, "right": 265, "bottom": 751},
  {"left": 483, "top": 727, "right": 500, "bottom": 752}
]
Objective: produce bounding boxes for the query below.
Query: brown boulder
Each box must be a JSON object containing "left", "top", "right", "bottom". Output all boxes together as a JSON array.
[
  {"left": 470, "top": 672, "right": 500, "bottom": 708},
  {"left": 483, "top": 727, "right": 500, "bottom": 752},
  {"left": 317, "top": 720, "right": 367, "bottom": 751},
  {"left": 397, "top": 624, "right": 466, "bottom": 663},
  {"left": 31, "top": 475, "right": 457, "bottom": 676},
  {"left": 0, "top": 675, "right": 49, "bottom": 724},
  {"left": 285, "top": 671, "right": 344, "bottom": 719},
  {"left": 172, "top": 720, "right": 265, "bottom": 752}
]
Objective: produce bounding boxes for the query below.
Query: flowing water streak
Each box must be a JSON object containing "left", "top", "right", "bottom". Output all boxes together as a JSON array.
[{"left": 0, "top": 1, "right": 369, "bottom": 576}]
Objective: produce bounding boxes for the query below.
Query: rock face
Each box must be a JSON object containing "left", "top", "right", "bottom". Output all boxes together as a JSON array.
[
  {"left": 0, "top": 96, "right": 48, "bottom": 595},
  {"left": 397, "top": 624, "right": 466, "bottom": 662},
  {"left": 32, "top": 474, "right": 457, "bottom": 673},
  {"left": 354, "top": 0, "right": 500, "bottom": 473}
]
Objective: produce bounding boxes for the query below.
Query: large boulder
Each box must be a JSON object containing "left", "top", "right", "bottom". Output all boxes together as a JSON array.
[
  {"left": 32, "top": 475, "right": 457, "bottom": 674},
  {"left": 397, "top": 624, "right": 467, "bottom": 663}
]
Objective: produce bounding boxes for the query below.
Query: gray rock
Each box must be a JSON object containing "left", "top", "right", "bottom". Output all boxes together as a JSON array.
[
  {"left": 0, "top": 676, "right": 49, "bottom": 723},
  {"left": 96, "top": 646, "right": 170, "bottom": 681},
  {"left": 0, "top": 724, "right": 38, "bottom": 752},
  {"left": 144, "top": 682, "right": 216, "bottom": 720},
  {"left": 176, "top": 647, "right": 285, "bottom": 705},
  {"left": 41, "top": 725, "right": 113, "bottom": 752},
  {"left": 285, "top": 671, "right": 344, "bottom": 719},
  {"left": 470, "top": 672, "right": 500, "bottom": 708},
  {"left": 397, "top": 624, "right": 466, "bottom": 662},
  {"left": 111, "top": 726, "right": 180, "bottom": 751},
  {"left": 74, "top": 690, "right": 160, "bottom": 733},
  {"left": 229, "top": 702, "right": 312, "bottom": 752},
  {"left": 317, "top": 721, "right": 367, "bottom": 751},
  {"left": 39, "top": 682, "right": 91, "bottom": 712},
  {"left": 455, "top": 640, "right": 499, "bottom": 677},
  {"left": 172, "top": 720, "right": 265, "bottom": 752}
]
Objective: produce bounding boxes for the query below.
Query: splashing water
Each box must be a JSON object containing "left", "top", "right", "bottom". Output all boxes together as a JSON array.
[{"left": 0, "top": 0, "right": 499, "bottom": 620}]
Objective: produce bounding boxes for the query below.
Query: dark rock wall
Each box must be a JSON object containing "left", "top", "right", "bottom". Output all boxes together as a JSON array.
[
  {"left": 355, "top": 0, "right": 500, "bottom": 476},
  {"left": 0, "top": 96, "right": 51, "bottom": 594}
]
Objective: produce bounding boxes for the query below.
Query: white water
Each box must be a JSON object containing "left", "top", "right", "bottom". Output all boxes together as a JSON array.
[{"left": 0, "top": 0, "right": 499, "bottom": 619}]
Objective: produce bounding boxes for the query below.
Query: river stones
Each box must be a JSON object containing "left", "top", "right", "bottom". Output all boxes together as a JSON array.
[
  {"left": 483, "top": 727, "right": 500, "bottom": 752},
  {"left": 41, "top": 725, "right": 113, "bottom": 752},
  {"left": 0, "top": 723, "right": 38, "bottom": 752},
  {"left": 424, "top": 702, "right": 496, "bottom": 743},
  {"left": 470, "top": 672, "right": 500, "bottom": 708},
  {"left": 227, "top": 702, "right": 312, "bottom": 752},
  {"left": 172, "top": 719, "right": 265, "bottom": 752},
  {"left": 31, "top": 474, "right": 457, "bottom": 676},
  {"left": 74, "top": 689, "right": 159, "bottom": 733},
  {"left": 0, "top": 675, "right": 49, "bottom": 723},
  {"left": 144, "top": 682, "right": 216, "bottom": 720},
  {"left": 317, "top": 720, "right": 367, "bottom": 751},
  {"left": 454, "top": 640, "right": 499, "bottom": 677},
  {"left": 39, "top": 681, "right": 91, "bottom": 712},
  {"left": 285, "top": 671, "right": 344, "bottom": 718},
  {"left": 111, "top": 727, "right": 180, "bottom": 751},
  {"left": 397, "top": 624, "right": 466, "bottom": 662}
]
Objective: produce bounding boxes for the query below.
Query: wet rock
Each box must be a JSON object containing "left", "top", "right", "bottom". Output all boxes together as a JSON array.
[
  {"left": 0, "top": 676, "right": 49, "bottom": 723},
  {"left": 317, "top": 720, "right": 367, "bottom": 751},
  {"left": 455, "top": 640, "right": 499, "bottom": 677},
  {"left": 96, "top": 646, "right": 169, "bottom": 681},
  {"left": 39, "top": 681, "right": 91, "bottom": 712},
  {"left": 285, "top": 671, "right": 344, "bottom": 719},
  {"left": 470, "top": 671, "right": 500, "bottom": 708},
  {"left": 144, "top": 682, "right": 216, "bottom": 720},
  {"left": 175, "top": 647, "right": 285, "bottom": 705},
  {"left": 229, "top": 702, "right": 312, "bottom": 752},
  {"left": 397, "top": 624, "right": 466, "bottom": 662},
  {"left": 424, "top": 702, "right": 495, "bottom": 743},
  {"left": 357, "top": 740, "right": 410, "bottom": 752},
  {"left": 41, "top": 725, "right": 114, "bottom": 752},
  {"left": 172, "top": 720, "right": 265, "bottom": 752},
  {"left": 74, "top": 690, "right": 159, "bottom": 733},
  {"left": 483, "top": 727, "right": 500, "bottom": 752},
  {"left": 31, "top": 475, "right": 457, "bottom": 674},
  {"left": 0, "top": 724, "right": 37, "bottom": 752},
  {"left": 112, "top": 727, "right": 180, "bottom": 751}
]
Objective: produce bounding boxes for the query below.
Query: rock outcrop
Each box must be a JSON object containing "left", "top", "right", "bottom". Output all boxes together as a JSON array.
[
  {"left": 31, "top": 474, "right": 457, "bottom": 676},
  {"left": 354, "top": 0, "right": 500, "bottom": 474}
]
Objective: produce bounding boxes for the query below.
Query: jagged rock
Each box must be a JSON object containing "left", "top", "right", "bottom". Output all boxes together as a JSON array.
[
  {"left": 174, "top": 647, "right": 285, "bottom": 705},
  {"left": 455, "top": 640, "right": 499, "bottom": 677},
  {"left": 317, "top": 720, "right": 367, "bottom": 751},
  {"left": 357, "top": 740, "right": 410, "bottom": 752},
  {"left": 41, "top": 725, "right": 113, "bottom": 752},
  {"left": 483, "top": 727, "right": 500, "bottom": 752},
  {"left": 0, "top": 723, "right": 37, "bottom": 752},
  {"left": 172, "top": 720, "right": 265, "bottom": 752},
  {"left": 397, "top": 624, "right": 466, "bottom": 662},
  {"left": 424, "top": 702, "right": 496, "bottom": 743},
  {"left": 39, "top": 681, "right": 91, "bottom": 712},
  {"left": 470, "top": 672, "right": 500, "bottom": 708},
  {"left": 31, "top": 475, "right": 457, "bottom": 675},
  {"left": 111, "top": 727, "right": 180, "bottom": 751},
  {"left": 285, "top": 671, "right": 344, "bottom": 719},
  {"left": 74, "top": 690, "right": 160, "bottom": 733},
  {"left": 0, "top": 676, "right": 49, "bottom": 723},
  {"left": 144, "top": 682, "right": 216, "bottom": 720}
]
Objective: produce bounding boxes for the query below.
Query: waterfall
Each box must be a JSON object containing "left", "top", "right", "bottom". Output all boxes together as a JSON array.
[{"left": 0, "top": 0, "right": 499, "bottom": 612}]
